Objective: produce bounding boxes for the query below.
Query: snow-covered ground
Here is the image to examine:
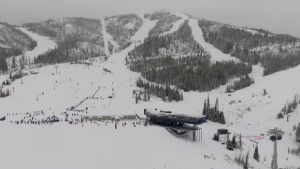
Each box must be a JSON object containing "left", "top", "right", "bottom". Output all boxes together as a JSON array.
[
  {"left": 160, "top": 13, "right": 189, "bottom": 36},
  {"left": 188, "top": 19, "right": 239, "bottom": 62},
  {"left": 0, "top": 15, "right": 300, "bottom": 169},
  {"left": 5, "top": 27, "right": 56, "bottom": 69},
  {"left": 0, "top": 43, "right": 11, "bottom": 48},
  {"left": 0, "top": 23, "right": 5, "bottom": 29},
  {"left": 131, "top": 16, "right": 157, "bottom": 42},
  {"left": 101, "top": 19, "right": 109, "bottom": 55}
]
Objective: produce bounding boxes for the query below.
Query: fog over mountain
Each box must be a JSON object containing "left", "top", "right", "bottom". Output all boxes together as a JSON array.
[{"left": 0, "top": 0, "right": 299, "bottom": 37}]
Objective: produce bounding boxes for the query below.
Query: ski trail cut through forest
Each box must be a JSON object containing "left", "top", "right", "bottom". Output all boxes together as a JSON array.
[
  {"left": 101, "top": 19, "right": 109, "bottom": 56},
  {"left": 160, "top": 13, "right": 188, "bottom": 36},
  {"left": 6, "top": 28, "right": 57, "bottom": 69},
  {"left": 188, "top": 19, "right": 239, "bottom": 62},
  {"left": 131, "top": 17, "right": 157, "bottom": 42}
]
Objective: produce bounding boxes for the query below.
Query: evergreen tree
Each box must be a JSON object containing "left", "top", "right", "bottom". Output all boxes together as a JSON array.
[
  {"left": 143, "top": 90, "right": 147, "bottom": 101},
  {"left": 202, "top": 100, "right": 207, "bottom": 116},
  {"left": 206, "top": 107, "right": 211, "bottom": 121},
  {"left": 0, "top": 57, "right": 8, "bottom": 71},
  {"left": 180, "top": 92, "right": 183, "bottom": 101},
  {"left": 218, "top": 111, "right": 226, "bottom": 124},
  {"left": 239, "top": 133, "right": 243, "bottom": 150},
  {"left": 232, "top": 135, "right": 236, "bottom": 148},
  {"left": 147, "top": 90, "right": 150, "bottom": 101},
  {"left": 12, "top": 56, "right": 16, "bottom": 69},
  {"left": 253, "top": 145, "right": 260, "bottom": 162},
  {"left": 207, "top": 94, "right": 210, "bottom": 110},
  {"left": 206, "top": 95, "right": 211, "bottom": 120},
  {"left": 213, "top": 109, "right": 219, "bottom": 122},
  {"left": 135, "top": 95, "right": 138, "bottom": 104},
  {"left": 6, "top": 89, "right": 10, "bottom": 96},
  {"left": 227, "top": 133, "right": 233, "bottom": 150},
  {"left": 296, "top": 123, "right": 300, "bottom": 142},
  {"left": 243, "top": 152, "right": 249, "bottom": 169},
  {"left": 214, "top": 98, "right": 219, "bottom": 113}
]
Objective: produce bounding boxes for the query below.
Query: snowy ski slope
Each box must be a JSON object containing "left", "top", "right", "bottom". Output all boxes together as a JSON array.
[
  {"left": 5, "top": 28, "right": 57, "bottom": 69},
  {"left": 0, "top": 13, "right": 299, "bottom": 169},
  {"left": 101, "top": 19, "right": 109, "bottom": 56},
  {"left": 189, "top": 19, "right": 239, "bottom": 62}
]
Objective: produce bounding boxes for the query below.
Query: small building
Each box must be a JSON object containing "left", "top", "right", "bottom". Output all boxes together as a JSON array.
[{"left": 213, "top": 129, "right": 230, "bottom": 144}]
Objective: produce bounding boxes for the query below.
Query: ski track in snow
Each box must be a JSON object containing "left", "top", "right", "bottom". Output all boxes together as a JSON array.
[
  {"left": 188, "top": 19, "right": 239, "bottom": 62},
  {"left": 0, "top": 14, "right": 300, "bottom": 169},
  {"left": 131, "top": 18, "right": 157, "bottom": 42},
  {"left": 160, "top": 19, "right": 185, "bottom": 36},
  {"left": 159, "top": 12, "right": 189, "bottom": 36},
  {"left": 101, "top": 19, "right": 109, "bottom": 55},
  {"left": 101, "top": 19, "right": 119, "bottom": 53},
  {"left": 6, "top": 28, "right": 57, "bottom": 69}
]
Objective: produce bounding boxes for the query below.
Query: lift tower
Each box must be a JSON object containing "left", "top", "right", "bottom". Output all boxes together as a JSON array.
[{"left": 268, "top": 128, "right": 284, "bottom": 169}]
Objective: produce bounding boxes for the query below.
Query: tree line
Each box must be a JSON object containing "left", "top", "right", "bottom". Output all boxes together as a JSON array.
[
  {"left": 128, "top": 19, "right": 252, "bottom": 92},
  {"left": 129, "top": 20, "right": 208, "bottom": 59},
  {"left": 105, "top": 14, "right": 142, "bottom": 49},
  {"left": 136, "top": 77, "right": 183, "bottom": 102},
  {"left": 34, "top": 35, "right": 102, "bottom": 64},
  {"left": 277, "top": 94, "right": 299, "bottom": 119},
  {"left": 198, "top": 19, "right": 300, "bottom": 76},
  {"left": 148, "top": 14, "right": 181, "bottom": 36},
  {"left": 149, "top": 12, "right": 170, "bottom": 20},
  {"left": 202, "top": 96, "right": 225, "bottom": 124},
  {"left": 226, "top": 75, "right": 254, "bottom": 93},
  {"left": 129, "top": 55, "right": 252, "bottom": 92}
]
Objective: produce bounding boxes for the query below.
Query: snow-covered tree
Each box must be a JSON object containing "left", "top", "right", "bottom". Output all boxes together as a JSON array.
[
  {"left": 296, "top": 123, "right": 300, "bottom": 142},
  {"left": 227, "top": 133, "right": 233, "bottom": 151},
  {"left": 135, "top": 95, "right": 138, "bottom": 104},
  {"left": 12, "top": 56, "right": 16, "bottom": 69},
  {"left": 143, "top": 90, "right": 147, "bottom": 101},
  {"left": 202, "top": 100, "right": 207, "bottom": 116},
  {"left": 180, "top": 92, "right": 183, "bottom": 101},
  {"left": 243, "top": 152, "right": 249, "bottom": 169},
  {"left": 147, "top": 90, "right": 150, "bottom": 101},
  {"left": 239, "top": 133, "right": 243, "bottom": 150},
  {"left": 207, "top": 94, "right": 210, "bottom": 110},
  {"left": 253, "top": 145, "right": 260, "bottom": 162},
  {"left": 214, "top": 98, "right": 219, "bottom": 113},
  {"left": 232, "top": 135, "right": 236, "bottom": 148},
  {"left": 218, "top": 111, "right": 226, "bottom": 124}
]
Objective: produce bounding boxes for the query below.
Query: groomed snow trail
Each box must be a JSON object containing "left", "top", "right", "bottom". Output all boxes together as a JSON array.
[
  {"left": 101, "top": 19, "right": 109, "bottom": 55},
  {"left": 6, "top": 28, "right": 57, "bottom": 69},
  {"left": 160, "top": 12, "right": 189, "bottom": 36},
  {"left": 1, "top": 13, "right": 300, "bottom": 169},
  {"left": 188, "top": 19, "right": 239, "bottom": 62},
  {"left": 131, "top": 17, "right": 157, "bottom": 42}
]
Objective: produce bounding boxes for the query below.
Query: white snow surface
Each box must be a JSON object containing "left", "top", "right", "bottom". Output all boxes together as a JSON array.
[
  {"left": 6, "top": 28, "right": 57, "bottom": 68},
  {"left": 159, "top": 12, "right": 189, "bottom": 36},
  {"left": 0, "top": 43, "right": 11, "bottom": 48},
  {"left": 0, "top": 23, "right": 5, "bottom": 29},
  {"left": 0, "top": 15, "right": 300, "bottom": 169},
  {"left": 101, "top": 19, "right": 109, "bottom": 55},
  {"left": 160, "top": 19, "right": 185, "bottom": 36},
  {"left": 189, "top": 19, "right": 239, "bottom": 62},
  {"left": 131, "top": 17, "right": 157, "bottom": 42}
]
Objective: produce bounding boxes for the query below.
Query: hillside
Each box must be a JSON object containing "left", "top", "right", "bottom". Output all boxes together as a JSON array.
[
  {"left": 0, "top": 11, "right": 299, "bottom": 169},
  {"left": 0, "top": 22, "right": 37, "bottom": 71},
  {"left": 24, "top": 17, "right": 106, "bottom": 63},
  {"left": 198, "top": 19, "right": 300, "bottom": 75},
  {"left": 105, "top": 14, "right": 143, "bottom": 50}
]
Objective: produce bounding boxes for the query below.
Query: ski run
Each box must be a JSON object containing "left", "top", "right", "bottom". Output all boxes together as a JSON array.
[{"left": 0, "top": 12, "right": 299, "bottom": 169}]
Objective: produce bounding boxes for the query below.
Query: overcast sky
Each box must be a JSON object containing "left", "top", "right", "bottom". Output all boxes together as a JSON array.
[{"left": 1, "top": 0, "right": 299, "bottom": 38}]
